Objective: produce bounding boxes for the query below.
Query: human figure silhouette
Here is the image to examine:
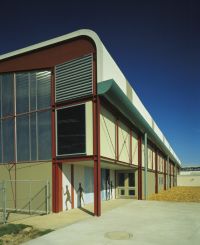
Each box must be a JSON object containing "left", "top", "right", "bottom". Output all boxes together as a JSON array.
[
  {"left": 64, "top": 185, "right": 71, "bottom": 210},
  {"left": 77, "top": 182, "right": 84, "bottom": 207}
]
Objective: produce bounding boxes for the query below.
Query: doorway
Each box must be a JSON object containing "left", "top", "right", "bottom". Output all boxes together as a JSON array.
[{"left": 116, "top": 171, "right": 136, "bottom": 198}]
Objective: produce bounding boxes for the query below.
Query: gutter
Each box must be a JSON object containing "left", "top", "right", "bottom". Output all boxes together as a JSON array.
[{"left": 97, "top": 79, "right": 181, "bottom": 167}]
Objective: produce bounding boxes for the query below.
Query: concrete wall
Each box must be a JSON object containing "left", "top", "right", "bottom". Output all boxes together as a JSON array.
[
  {"left": 0, "top": 161, "right": 52, "bottom": 212},
  {"left": 177, "top": 175, "right": 200, "bottom": 186},
  {"left": 101, "top": 169, "right": 115, "bottom": 201},
  {"left": 62, "top": 164, "right": 72, "bottom": 210},
  {"left": 73, "top": 165, "right": 94, "bottom": 208},
  {"left": 62, "top": 163, "right": 116, "bottom": 211}
]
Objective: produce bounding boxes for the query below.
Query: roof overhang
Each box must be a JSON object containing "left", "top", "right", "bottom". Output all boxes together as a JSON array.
[{"left": 98, "top": 79, "right": 181, "bottom": 167}]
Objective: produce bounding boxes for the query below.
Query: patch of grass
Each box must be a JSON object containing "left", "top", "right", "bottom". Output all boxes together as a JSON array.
[
  {"left": 0, "top": 224, "right": 54, "bottom": 245},
  {"left": 0, "top": 224, "right": 31, "bottom": 237}
]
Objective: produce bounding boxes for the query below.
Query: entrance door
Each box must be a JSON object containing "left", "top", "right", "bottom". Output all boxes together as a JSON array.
[{"left": 117, "top": 172, "right": 135, "bottom": 198}]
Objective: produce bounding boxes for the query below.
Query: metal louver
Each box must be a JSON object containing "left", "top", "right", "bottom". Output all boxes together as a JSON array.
[{"left": 55, "top": 54, "right": 93, "bottom": 103}]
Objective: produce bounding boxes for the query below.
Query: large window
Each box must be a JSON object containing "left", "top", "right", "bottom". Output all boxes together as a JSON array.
[
  {"left": 57, "top": 104, "right": 86, "bottom": 156},
  {"left": 0, "top": 71, "right": 51, "bottom": 163}
]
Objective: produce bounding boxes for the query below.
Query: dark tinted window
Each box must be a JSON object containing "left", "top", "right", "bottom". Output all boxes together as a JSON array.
[
  {"left": 118, "top": 173, "right": 125, "bottom": 187},
  {"left": 57, "top": 104, "right": 85, "bottom": 155},
  {"left": 129, "top": 173, "right": 135, "bottom": 187}
]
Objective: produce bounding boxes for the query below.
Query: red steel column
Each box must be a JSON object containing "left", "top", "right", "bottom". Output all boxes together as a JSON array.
[
  {"left": 93, "top": 97, "right": 101, "bottom": 216},
  {"left": 130, "top": 129, "right": 132, "bottom": 164},
  {"left": 52, "top": 162, "right": 62, "bottom": 212},
  {"left": 155, "top": 149, "right": 158, "bottom": 193},
  {"left": 71, "top": 164, "right": 74, "bottom": 209},
  {"left": 51, "top": 69, "right": 62, "bottom": 212},
  {"left": 138, "top": 135, "right": 142, "bottom": 200},
  {"left": 164, "top": 159, "right": 166, "bottom": 190},
  {"left": 169, "top": 162, "right": 171, "bottom": 188},
  {"left": 116, "top": 119, "right": 119, "bottom": 161}
]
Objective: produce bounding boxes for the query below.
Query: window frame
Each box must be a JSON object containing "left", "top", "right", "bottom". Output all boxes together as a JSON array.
[
  {"left": 56, "top": 103, "right": 87, "bottom": 157},
  {"left": 0, "top": 70, "right": 52, "bottom": 164}
]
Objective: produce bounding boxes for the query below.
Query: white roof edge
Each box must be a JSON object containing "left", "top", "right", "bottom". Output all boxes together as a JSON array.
[
  {"left": 0, "top": 29, "right": 102, "bottom": 61},
  {"left": 0, "top": 29, "right": 181, "bottom": 165}
]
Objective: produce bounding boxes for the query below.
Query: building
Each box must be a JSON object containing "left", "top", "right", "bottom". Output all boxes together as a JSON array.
[
  {"left": 178, "top": 166, "right": 200, "bottom": 186},
  {"left": 0, "top": 29, "right": 181, "bottom": 216}
]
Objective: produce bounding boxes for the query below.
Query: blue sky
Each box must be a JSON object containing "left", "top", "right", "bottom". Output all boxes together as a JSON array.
[{"left": 0, "top": 0, "right": 199, "bottom": 166}]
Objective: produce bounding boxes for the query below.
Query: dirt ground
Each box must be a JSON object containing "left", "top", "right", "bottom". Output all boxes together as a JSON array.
[{"left": 148, "top": 186, "right": 200, "bottom": 202}]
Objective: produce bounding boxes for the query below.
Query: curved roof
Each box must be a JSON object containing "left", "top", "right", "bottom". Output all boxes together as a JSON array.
[{"left": 0, "top": 29, "right": 181, "bottom": 166}]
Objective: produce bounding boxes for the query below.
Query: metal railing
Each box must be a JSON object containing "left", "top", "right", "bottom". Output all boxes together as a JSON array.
[{"left": 0, "top": 180, "right": 50, "bottom": 224}]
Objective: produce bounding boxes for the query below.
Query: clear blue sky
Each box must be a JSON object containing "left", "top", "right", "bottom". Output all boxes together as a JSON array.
[{"left": 0, "top": 0, "right": 199, "bottom": 166}]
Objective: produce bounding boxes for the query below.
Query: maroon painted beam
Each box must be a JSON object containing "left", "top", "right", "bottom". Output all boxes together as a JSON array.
[
  {"left": 93, "top": 97, "right": 101, "bottom": 216},
  {"left": 116, "top": 119, "right": 119, "bottom": 161},
  {"left": 138, "top": 135, "right": 142, "bottom": 200},
  {"left": 130, "top": 129, "right": 132, "bottom": 164},
  {"left": 71, "top": 164, "right": 74, "bottom": 209},
  {"left": 164, "top": 159, "right": 166, "bottom": 190},
  {"left": 155, "top": 149, "right": 158, "bottom": 194}
]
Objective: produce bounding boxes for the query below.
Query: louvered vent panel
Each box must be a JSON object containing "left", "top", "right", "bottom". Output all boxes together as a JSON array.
[{"left": 55, "top": 54, "right": 93, "bottom": 102}]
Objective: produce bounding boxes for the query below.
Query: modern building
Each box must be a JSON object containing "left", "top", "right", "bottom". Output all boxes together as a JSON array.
[{"left": 0, "top": 29, "right": 181, "bottom": 216}]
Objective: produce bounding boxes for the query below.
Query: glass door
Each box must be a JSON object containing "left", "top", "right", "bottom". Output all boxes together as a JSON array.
[{"left": 117, "top": 172, "right": 135, "bottom": 198}]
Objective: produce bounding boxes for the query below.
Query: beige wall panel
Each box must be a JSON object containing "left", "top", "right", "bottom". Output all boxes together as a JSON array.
[
  {"left": 86, "top": 101, "right": 93, "bottom": 155},
  {"left": 135, "top": 170, "right": 138, "bottom": 198},
  {"left": 147, "top": 171, "right": 155, "bottom": 196},
  {"left": 157, "top": 155, "right": 160, "bottom": 172},
  {"left": 142, "top": 142, "right": 145, "bottom": 167},
  {"left": 158, "top": 173, "right": 164, "bottom": 192},
  {"left": 132, "top": 131, "right": 138, "bottom": 165},
  {"left": 152, "top": 150, "right": 155, "bottom": 170},
  {"left": 0, "top": 164, "right": 16, "bottom": 209},
  {"left": 177, "top": 175, "right": 200, "bottom": 186},
  {"left": 100, "top": 106, "right": 116, "bottom": 159},
  {"left": 142, "top": 170, "right": 145, "bottom": 199},
  {"left": 118, "top": 121, "right": 130, "bottom": 163},
  {"left": 148, "top": 146, "right": 153, "bottom": 169},
  {"left": 16, "top": 162, "right": 52, "bottom": 212}
]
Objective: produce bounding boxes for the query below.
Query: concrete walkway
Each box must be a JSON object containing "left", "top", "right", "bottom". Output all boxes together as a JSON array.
[
  {"left": 24, "top": 200, "right": 200, "bottom": 245},
  {"left": 11, "top": 199, "right": 131, "bottom": 230}
]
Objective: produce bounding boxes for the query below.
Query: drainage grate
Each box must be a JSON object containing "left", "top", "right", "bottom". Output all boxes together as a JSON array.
[{"left": 105, "top": 231, "right": 133, "bottom": 240}]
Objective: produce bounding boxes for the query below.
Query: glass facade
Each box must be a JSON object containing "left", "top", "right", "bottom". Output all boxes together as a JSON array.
[{"left": 0, "top": 71, "right": 51, "bottom": 163}]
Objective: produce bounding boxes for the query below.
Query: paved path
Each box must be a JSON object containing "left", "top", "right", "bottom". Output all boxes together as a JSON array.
[
  {"left": 11, "top": 199, "right": 131, "bottom": 230},
  {"left": 24, "top": 200, "right": 200, "bottom": 245}
]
